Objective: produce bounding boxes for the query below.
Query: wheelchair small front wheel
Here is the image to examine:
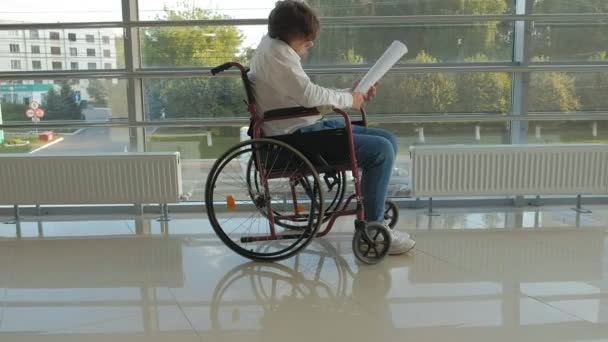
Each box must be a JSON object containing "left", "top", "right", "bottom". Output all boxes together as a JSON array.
[
  {"left": 383, "top": 199, "right": 399, "bottom": 229},
  {"left": 352, "top": 222, "right": 391, "bottom": 265}
]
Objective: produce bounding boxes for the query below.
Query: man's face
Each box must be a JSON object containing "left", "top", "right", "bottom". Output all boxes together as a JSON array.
[{"left": 289, "top": 37, "right": 315, "bottom": 58}]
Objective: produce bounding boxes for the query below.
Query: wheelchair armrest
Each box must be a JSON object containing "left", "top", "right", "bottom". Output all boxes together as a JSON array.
[
  {"left": 263, "top": 107, "right": 321, "bottom": 121},
  {"left": 323, "top": 107, "right": 368, "bottom": 127}
]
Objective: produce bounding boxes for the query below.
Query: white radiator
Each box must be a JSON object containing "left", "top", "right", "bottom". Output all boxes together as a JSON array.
[
  {"left": 410, "top": 144, "right": 608, "bottom": 197},
  {"left": 0, "top": 153, "right": 182, "bottom": 205}
]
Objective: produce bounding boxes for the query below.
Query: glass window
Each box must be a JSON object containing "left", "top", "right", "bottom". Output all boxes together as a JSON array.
[
  {"left": 0, "top": 1, "right": 123, "bottom": 23},
  {"left": 52, "top": 62, "right": 62, "bottom": 70},
  {"left": 70, "top": 62, "right": 79, "bottom": 70},
  {"left": 32, "top": 61, "right": 42, "bottom": 70},
  {"left": 529, "top": 71, "right": 608, "bottom": 113},
  {"left": 527, "top": 121, "right": 608, "bottom": 145},
  {"left": 86, "top": 34, "right": 95, "bottom": 43},
  {"left": 9, "top": 44, "right": 20, "bottom": 53},
  {"left": 31, "top": 45, "right": 41, "bottom": 54},
  {"left": 0, "top": 79, "right": 127, "bottom": 124},
  {"left": 49, "top": 32, "right": 60, "bottom": 40},
  {"left": 102, "top": 36, "right": 110, "bottom": 44},
  {"left": 68, "top": 33, "right": 77, "bottom": 42},
  {"left": 103, "top": 49, "right": 111, "bottom": 58},
  {"left": 529, "top": 21, "right": 608, "bottom": 62},
  {"left": 141, "top": 21, "right": 514, "bottom": 68},
  {"left": 532, "top": 1, "right": 608, "bottom": 14},
  {"left": 29, "top": 30, "right": 39, "bottom": 39},
  {"left": 87, "top": 48, "right": 96, "bottom": 57},
  {"left": 10, "top": 60, "right": 22, "bottom": 70},
  {"left": 88, "top": 63, "right": 97, "bottom": 70},
  {"left": 51, "top": 46, "right": 61, "bottom": 55},
  {"left": 70, "top": 47, "right": 78, "bottom": 56},
  {"left": 139, "top": 0, "right": 515, "bottom": 20}
]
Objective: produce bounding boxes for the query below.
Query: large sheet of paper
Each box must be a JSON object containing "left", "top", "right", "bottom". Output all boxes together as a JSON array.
[{"left": 354, "top": 41, "right": 408, "bottom": 93}]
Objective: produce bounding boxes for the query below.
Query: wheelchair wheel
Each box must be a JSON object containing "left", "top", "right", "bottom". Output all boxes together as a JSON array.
[
  {"left": 383, "top": 199, "right": 399, "bottom": 229},
  {"left": 247, "top": 157, "right": 346, "bottom": 229},
  {"left": 352, "top": 222, "right": 391, "bottom": 265},
  {"left": 205, "top": 139, "right": 324, "bottom": 262}
]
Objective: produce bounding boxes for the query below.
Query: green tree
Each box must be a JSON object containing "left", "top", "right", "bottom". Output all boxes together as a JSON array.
[
  {"left": 141, "top": 1, "right": 246, "bottom": 119},
  {"left": 453, "top": 54, "right": 511, "bottom": 113},
  {"left": 528, "top": 56, "right": 581, "bottom": 112},
  {"left": 0, "top": 101, "right": 27, "bottom": 122},
  {"left": 530, "top": 0, "right": 608, "bottom": 61},
  {"left": 43, "top": 83, "right": 86, "bottom": 120},
  {"left": 87, "top": 79, "right": 108, "bottom": 106},
  {"left": 370, "top": 51, "right": 457, "bottom": 113},
  {"left": 576, "top": 52, "right": 608, "bottom": 112}
]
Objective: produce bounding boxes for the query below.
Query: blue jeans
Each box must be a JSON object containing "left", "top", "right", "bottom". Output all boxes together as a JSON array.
[{"left": 296, "top": 119, "right": 397, "bottom": 223}]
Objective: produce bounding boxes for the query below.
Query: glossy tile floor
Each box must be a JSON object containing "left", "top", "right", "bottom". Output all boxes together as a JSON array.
[{"left": 1, "top": 206, "right": 608, "bottom": 342}]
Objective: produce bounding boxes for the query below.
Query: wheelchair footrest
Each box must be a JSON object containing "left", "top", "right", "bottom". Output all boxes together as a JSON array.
[{"left": 240, "top": 233, "right": 308, "bottom": 243}]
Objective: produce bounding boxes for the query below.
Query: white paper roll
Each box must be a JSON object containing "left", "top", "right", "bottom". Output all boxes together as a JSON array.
[{"left": 354, "top": 40, "right": 408, "bottom": 93}]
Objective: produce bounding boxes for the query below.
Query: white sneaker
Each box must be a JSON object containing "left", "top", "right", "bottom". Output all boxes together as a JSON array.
[{"left": 388, "top": 229, "right": 415, "bottom": 255}]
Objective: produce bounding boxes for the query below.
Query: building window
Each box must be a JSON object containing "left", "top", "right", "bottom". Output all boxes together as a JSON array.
[
  {"left": 103, "top": 49, "right": 111, "bottom": 58},
  {"left": 70, "top": 62, "right": 79, "bottom": 70},
  {"left": 104, "top": 63, "right": 112, "bottom": 69},
  {"left": 9, "top": 44, "right": 20, "bottom": 53},
  {"left": 88, "top": 62, "right": 97, "bottom": 70},
  {"left": 29, "top": 30, "right": 39, "bottom": 39},
  {"left": 31, "top": 45, "right": 41, "bottom": 54},
  {"left": 50, "top": 31, "right": 60, "bottom": 40},
  {"left": 32, "top": 60, "right": 42, "bottom": 70},
  {"left": 70, "top": 47, "right": 78, "bottom": 56},
  {"left": 102, "top": 36, "right": 110, "bottom": 44},
  {"left": 86, "top": 34, "right": 95, "bottom": 43},
  {"left": 10, "top": 60, "right": 21, "bottom": 70},
  {"left": 52, "top": 61, "right": 62, "bottom": 70},
  {"left": 87, "top": 48, "right": 96, "bottom": 57},
  {"left": 8, "top": 31, "right": 19, "bottom": 36},
  {"left": 51, "top": 46, "right": 61, "bottom": 55}
]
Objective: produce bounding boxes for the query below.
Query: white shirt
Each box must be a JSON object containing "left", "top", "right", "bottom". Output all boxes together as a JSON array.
[{"left": 249, "top": 35, "right": 354, "bottom": 136}]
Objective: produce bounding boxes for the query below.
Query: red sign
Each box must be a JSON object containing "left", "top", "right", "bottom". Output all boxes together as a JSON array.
[
  {"left": 35, "top": 108, "right": 45, "bottom": 118},
  {"left": 26, "top": 109, "right": 35, "bottom": 118}
]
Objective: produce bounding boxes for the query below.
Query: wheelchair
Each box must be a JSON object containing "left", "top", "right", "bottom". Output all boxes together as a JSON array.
[{"left": 205, "top": 62, "right": 399, "bottom": 265}]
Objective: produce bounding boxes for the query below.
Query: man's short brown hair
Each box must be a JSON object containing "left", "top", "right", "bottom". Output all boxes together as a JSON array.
[{"left": 268, "top": 1, "right": 320, "bottom": 42}]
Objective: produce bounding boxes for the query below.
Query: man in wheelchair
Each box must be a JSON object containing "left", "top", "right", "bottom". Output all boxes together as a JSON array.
[{"left": 248, "top": 0, "right": 415, "bottom": 255}]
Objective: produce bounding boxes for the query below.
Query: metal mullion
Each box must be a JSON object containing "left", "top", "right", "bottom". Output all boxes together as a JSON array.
[
  {"left": 1, "top": 62, "right": 607, "bottom": 80},
  {"left": 3, "top": 113, "right": 608, "bottom": 130},
  {"left": 2, "top": 14, "right": 608, "bottom": 31},
  {"left": 123, "top": 0, "right": 145, "bottom": 153}
]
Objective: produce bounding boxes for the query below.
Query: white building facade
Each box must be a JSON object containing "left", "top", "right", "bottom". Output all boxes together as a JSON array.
[{"left": 0, "top": 22, "right": 118, "bottom": 105}]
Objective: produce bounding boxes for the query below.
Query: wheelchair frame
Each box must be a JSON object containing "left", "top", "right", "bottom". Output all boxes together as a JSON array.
[{"left": 206, "top": 62, "right": 396, "bottom": 264}]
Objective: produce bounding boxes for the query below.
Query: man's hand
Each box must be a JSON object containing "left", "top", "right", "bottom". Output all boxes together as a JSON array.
[
  {"left": 352, "top": 80, "right": 379, "bottom": 102},
  {"left": 351, "top": 92, "right": 365, "bottom": 110}
]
